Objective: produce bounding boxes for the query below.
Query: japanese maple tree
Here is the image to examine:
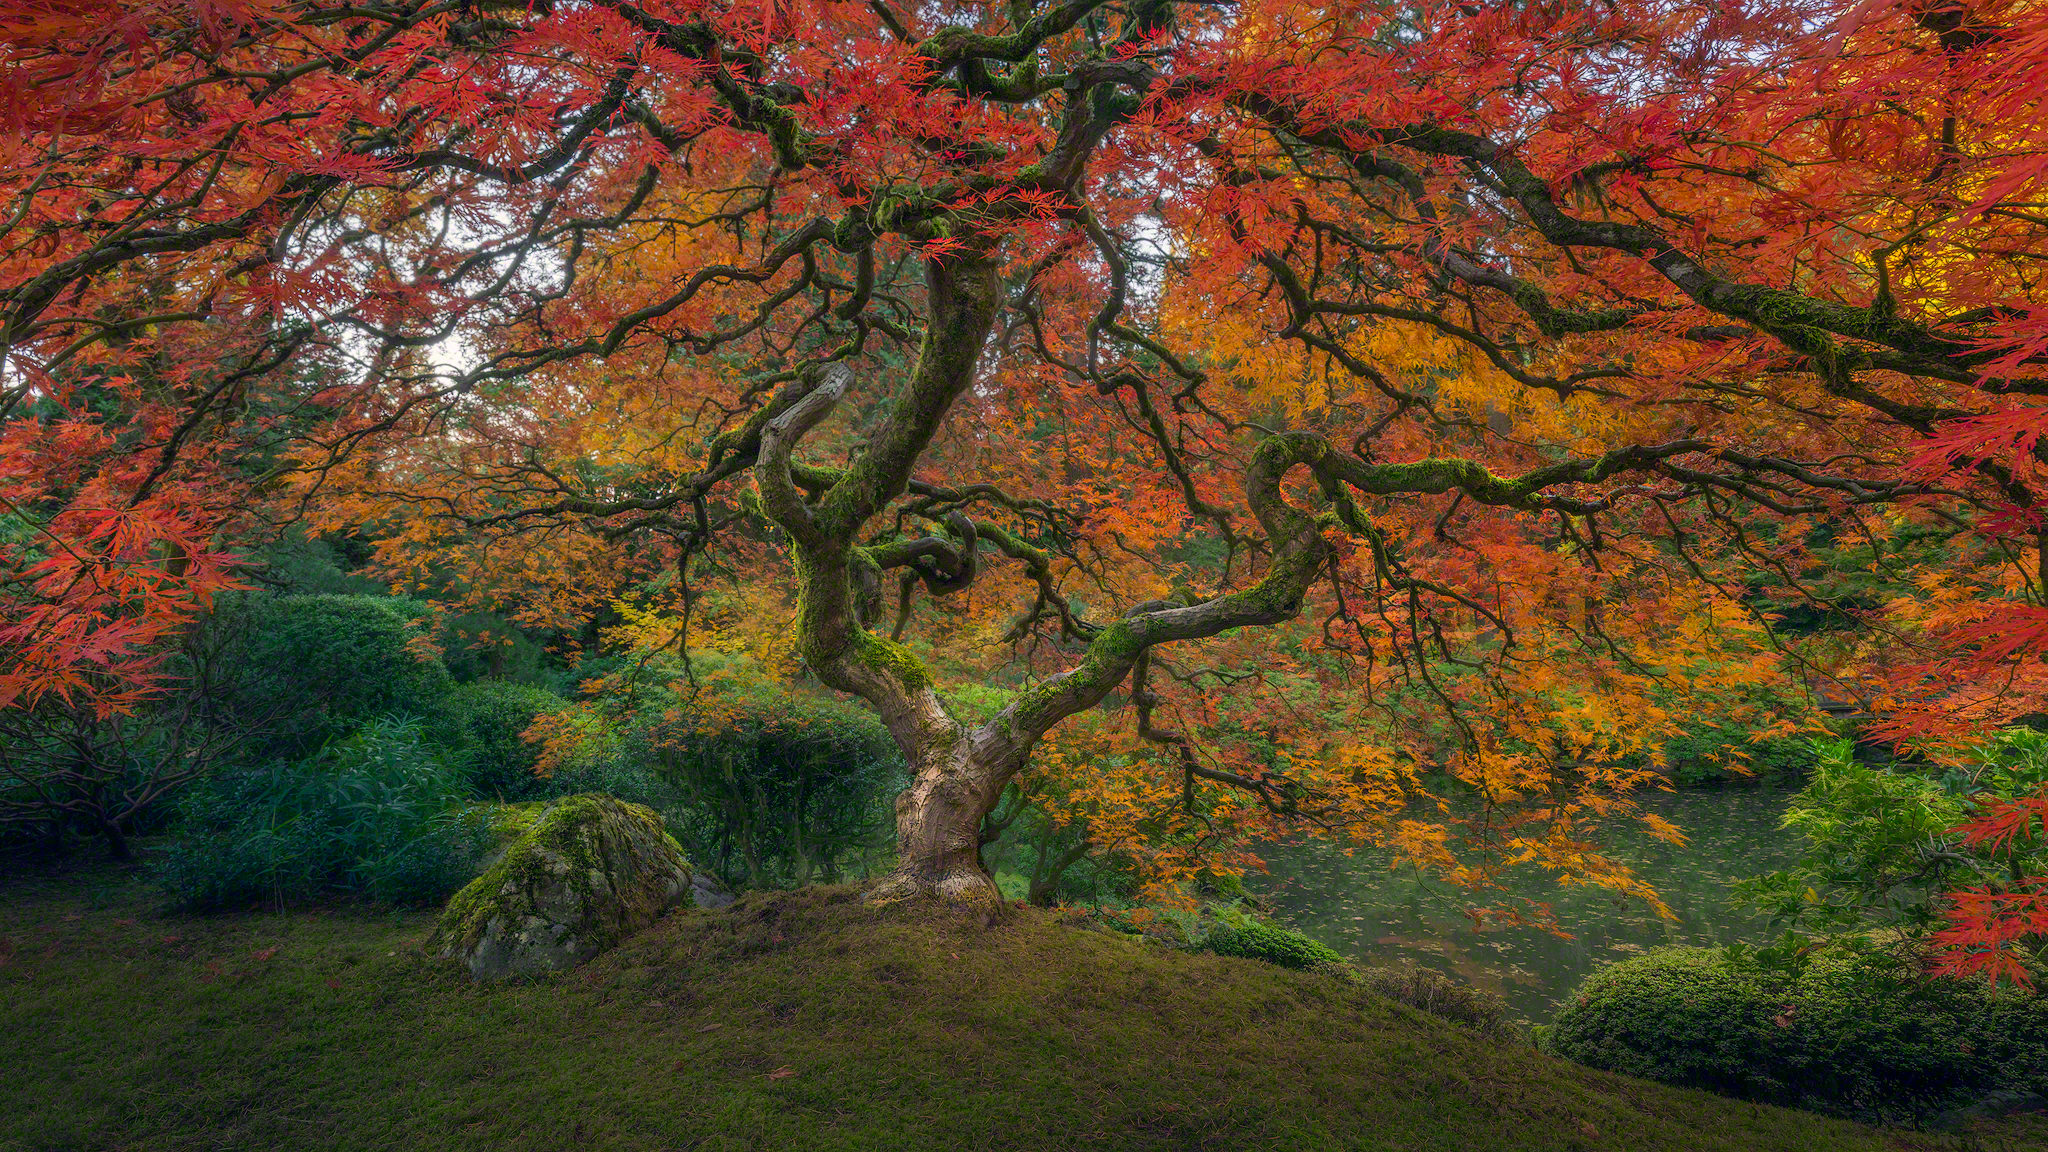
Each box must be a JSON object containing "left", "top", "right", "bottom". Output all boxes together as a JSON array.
[{"left": 4, "top": 0, "right": 2047, "bottom": 977}]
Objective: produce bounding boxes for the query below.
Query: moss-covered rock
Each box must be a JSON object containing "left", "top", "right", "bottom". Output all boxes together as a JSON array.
[{"left": 435, "top": 795, "right": 692, "bottom": 980}]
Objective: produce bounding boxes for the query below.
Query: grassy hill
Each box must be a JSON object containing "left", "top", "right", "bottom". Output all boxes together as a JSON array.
[{"left": 0, "top": 861, "right": 2038, "bottom": 1152}]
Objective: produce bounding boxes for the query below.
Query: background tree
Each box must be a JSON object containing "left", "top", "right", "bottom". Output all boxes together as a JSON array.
[{"left": 4, "top": 0, "right": 2046, "bottom": 975}]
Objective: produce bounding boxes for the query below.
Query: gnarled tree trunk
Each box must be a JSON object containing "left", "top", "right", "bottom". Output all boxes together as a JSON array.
[
  {"left": 750, "top": 250, "right": 1348, "bottom": 903},
  {"left": 876, "top": 740, "right": 1013, "bottom": 904},
  {"left": 752, "top": 248, "right": 1018, "bottom": 904},
  {"left": 745, "top": 225, "right": 1658, "bottom": 906}
]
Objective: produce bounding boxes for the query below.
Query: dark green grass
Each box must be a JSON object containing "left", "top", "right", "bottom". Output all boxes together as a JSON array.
[{"left": 1, "top": 860, "right": 2040, "bottom": 1152}]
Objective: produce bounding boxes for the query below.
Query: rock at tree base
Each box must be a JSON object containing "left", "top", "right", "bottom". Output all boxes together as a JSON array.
[{"left": 436, "top": 795, "right": 691, "bottom": 980}]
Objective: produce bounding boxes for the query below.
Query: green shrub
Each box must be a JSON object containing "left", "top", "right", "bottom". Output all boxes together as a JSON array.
[
  {"left": 1785, "top": 954, "right": 2006, "bottom": 1120},
  {"left": 512, "top": 653, "right": 905, "bottom": 890},
  {"left": 543, "top": 755, "right": 688, "bottom": 814},
  {"left": 1550, "top": 946, "right": 2048, "bottom": 1122},
  {"left": 435, "top": 608, "right": 561, "bottom": 687},
  {"left": 3, "top": 593, "right": 463, "bottom": 860},
  {"left": 445, "top": 680, "right": 568, "bottom": 800},
  {"left": 217, "top": 593, "right": 455, "bottom": 754},
  {"left": 1549, "top": 948, "right": 1799, "bottom": 1102},
  {"left": 641, "top": 682, "right": 905, "bottom": 890},
  {"left": 1738, "top": 735, "right": 2048, "bottom": 961},
  {"left": 1204, "top": 920, "right": 1344, "bottom": 971},
  {"left": 154, "top": 717, "right": 488, "bottom": 909},
  {"left": 1981, "top": 987, "right": 2048, "bottom": 1097}
]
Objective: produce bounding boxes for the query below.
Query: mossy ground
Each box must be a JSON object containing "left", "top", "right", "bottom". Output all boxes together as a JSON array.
[{"left": 2, "top": 857, "right": 2042, "bottom": 1152}]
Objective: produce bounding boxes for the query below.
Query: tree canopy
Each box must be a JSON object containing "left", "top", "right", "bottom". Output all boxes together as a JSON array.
[{"left": 3, "top": 0, "right": 2046, "bottom": 978}]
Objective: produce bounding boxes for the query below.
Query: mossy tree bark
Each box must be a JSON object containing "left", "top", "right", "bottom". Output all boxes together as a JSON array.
[{"left": 754, "top": 248, "right": 1016, "bottom": 904}]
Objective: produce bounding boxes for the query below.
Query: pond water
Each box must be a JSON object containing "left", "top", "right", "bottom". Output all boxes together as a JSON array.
[{"left": 1255, "top": 786, "right": 1803, "bottom": 1026}]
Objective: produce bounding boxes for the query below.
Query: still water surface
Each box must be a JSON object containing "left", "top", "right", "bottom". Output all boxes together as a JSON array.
[{"left": 1257, "top": 787, "right": 1802, "bottom": 1025}]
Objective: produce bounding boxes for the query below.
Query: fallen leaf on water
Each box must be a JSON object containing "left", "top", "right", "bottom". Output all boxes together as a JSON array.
[{"left": 766, "top": 1066, "right": 796, "bottom": 1080}]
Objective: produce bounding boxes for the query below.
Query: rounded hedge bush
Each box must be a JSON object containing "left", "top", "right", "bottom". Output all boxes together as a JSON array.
[
  {"left": 1549, "top": 947, "right": 1794, "bottom": 1101},
  {"left": 1786, "top": 954, "right": 1999, "bottom": 1119},
  {"left": 1204, "top": 921, "right": 1343, "bottom": 971},
  {"left": 224, "top": 593, "right": 455, "bottom": 750},
  {"left": 1550, "top": 947, "right": 2048, "bottom": 1121}
]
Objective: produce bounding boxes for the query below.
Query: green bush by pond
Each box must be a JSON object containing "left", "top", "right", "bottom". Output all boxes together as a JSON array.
[
  {"left": 1549, "top": 946, "right": 2048, "bottom": 1122},
  {"left": 1547, "top": 947, "right": 1797, "bottom": 1101},
  {"left": 1203, "top": 919, "right": 1345, "bottom": 971},
  {"left": 1739, "top": 733, "right": 2048, "bottom": 959}
]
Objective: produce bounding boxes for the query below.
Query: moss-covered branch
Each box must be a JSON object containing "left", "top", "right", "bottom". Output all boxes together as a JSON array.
[
  {"left": 755, "top": 364, "right": 852, "bottom": 553},
  {"left": 981, "top": 431, "right": 1716, "bottom": 755},
  {"left": 817, "top": 253, "right": 1003, "bottom": 538}
]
